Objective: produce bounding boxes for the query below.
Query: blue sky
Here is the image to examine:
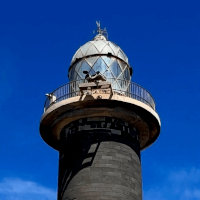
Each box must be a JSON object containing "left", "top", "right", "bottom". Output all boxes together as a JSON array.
[{"left": 0, "top": 0, "right": 200, "bottom": 199}]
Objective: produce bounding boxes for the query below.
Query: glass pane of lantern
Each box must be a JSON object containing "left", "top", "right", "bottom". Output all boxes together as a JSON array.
[
  {"left": 117, "top": 79, "right": 127, "bottom": 91},
  {"left": 89, "top": 68, "right": 95, "bottom": 75},
  {"left": 112, "top": 82, "right": 121, "bottom": 91},
  {"left": 73, "top": 71, "right": 78, "bottom": 81},
  {"left": 92, "top": 58, "right": 107, "bottom": 74},
  {"left": 103, "top": 69, "right": 114, "bottom": 81},
  {"left": 110, "top": 61, "right": 122, "bottom": 78},
  {"left": 76, "top": 74, "right": 82, "bottom": 80},
  {"left": 78, "top": 61, "right": 91, "bottom": 79},
  {"left": 75, "top": 60, "right": 83, "bottom": 72},
  {"left": 124, "top": 68, "right": 130, "bottom": 80},
  {"left": 118, "top": 72, "right": 125, "bottom": 80},
  {"left": 102, "top": 56, "right": 114, "bottom": 66},
  {"left": 118, "top": 60, "right": 126, "bottom": 70},
  {"left": 69, "top": 67, "right": 75, "bottom": 81},
  {"left": 86, "top": 56, "right": 99, "bottom": 66}
]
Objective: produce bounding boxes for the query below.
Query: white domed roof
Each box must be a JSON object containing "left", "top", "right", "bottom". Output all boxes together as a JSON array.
[{"left": 70, "top": 34, "right": 129, "bottom": 66}]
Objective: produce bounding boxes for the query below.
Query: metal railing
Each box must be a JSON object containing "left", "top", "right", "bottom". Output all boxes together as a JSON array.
[{"left": 44, "top": 79, "right": 155, "bottom": 111}]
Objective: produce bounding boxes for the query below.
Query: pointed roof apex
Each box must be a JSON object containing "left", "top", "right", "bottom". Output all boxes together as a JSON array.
[
  {"left": 94, "top": 21, "right": 108, "bottom": 40},
  {"left": 93, "top": 34, "right": 107, "bottom": 41}
]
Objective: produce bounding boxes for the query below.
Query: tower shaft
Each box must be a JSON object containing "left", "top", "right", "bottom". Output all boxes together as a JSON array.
[{"left": 58, "top": 117, "right": 142, "bottom": 200}]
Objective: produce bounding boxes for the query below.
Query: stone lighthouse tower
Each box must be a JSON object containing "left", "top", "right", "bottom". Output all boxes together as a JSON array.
[{"left": 40, "top": 23, "right": 161, "bottom": 200}]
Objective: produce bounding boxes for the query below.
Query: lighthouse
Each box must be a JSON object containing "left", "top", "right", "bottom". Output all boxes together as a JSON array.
[{"left": 40, "top": 22, "right": 161, "bottom": 200}]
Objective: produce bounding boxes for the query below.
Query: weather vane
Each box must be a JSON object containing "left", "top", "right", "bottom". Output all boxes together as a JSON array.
[{"left": 95, "top": 21, "right": 108, "bottom": 39}]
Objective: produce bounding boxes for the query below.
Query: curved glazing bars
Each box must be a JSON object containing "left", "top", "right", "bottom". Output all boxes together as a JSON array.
[
  {"left": 44, "top": 79, "right": 155, "bottom": 112},
  {"left": 70, "top": 40, "right": 129, "bottom": 65},
  {"left": 69, "top": 55, "right": 131, "bottom": 92}
]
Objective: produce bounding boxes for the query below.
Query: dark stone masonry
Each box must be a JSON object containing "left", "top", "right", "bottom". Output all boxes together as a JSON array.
[{"left": 58, "top": 117, "right": 142, "bottom": 200}]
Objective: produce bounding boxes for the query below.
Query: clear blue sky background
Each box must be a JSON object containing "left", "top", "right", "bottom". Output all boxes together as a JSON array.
[{"left": 0, "top": 0, "right": 200, "bottom": 199}]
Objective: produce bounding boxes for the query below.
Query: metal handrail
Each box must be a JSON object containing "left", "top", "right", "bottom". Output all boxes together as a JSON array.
[{"left": 44, "top": 79, "right": 155, "bottom": 111}]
